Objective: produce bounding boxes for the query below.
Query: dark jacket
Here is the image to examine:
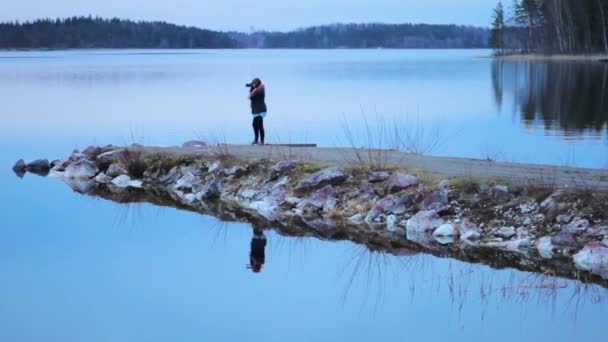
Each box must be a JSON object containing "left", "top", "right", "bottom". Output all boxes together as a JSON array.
[{"left": 250, "top": 86, "right": 267, "bottom": 114}]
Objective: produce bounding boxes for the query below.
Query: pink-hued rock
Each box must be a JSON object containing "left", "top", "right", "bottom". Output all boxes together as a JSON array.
[{"left": 387, "top": 173, "right": 417, "bottom": 193}]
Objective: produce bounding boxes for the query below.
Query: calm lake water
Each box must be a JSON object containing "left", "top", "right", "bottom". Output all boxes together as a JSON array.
[{"left": 1, "top": 50, "right": 607, "bottom": 341}]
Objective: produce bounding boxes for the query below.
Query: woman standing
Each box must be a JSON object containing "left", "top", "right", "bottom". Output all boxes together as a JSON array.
[{"left": 248, "top": 78, "right": 267, "bottom": 145}]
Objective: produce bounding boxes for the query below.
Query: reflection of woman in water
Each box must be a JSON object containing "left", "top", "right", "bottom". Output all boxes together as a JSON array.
[{"left": 247, "top": 227, "right": 267, "bottom": 273}]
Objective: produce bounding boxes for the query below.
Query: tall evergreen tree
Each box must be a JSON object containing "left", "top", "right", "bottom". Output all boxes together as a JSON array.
[{"left": 491, "top": 1, "right": 506, "bottom": 53}]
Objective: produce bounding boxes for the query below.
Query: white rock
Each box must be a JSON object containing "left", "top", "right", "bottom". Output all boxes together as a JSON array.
[
  {"left": 127, "top": 180, "right": 143, "bottom": 188},
  {"left": 349, "top": 214, "right": 364, "bottom": 224},
  {"left": 433, "top": 223, "right": 458, "bottom": 237},
  {"left": 111, "top": 175, "right": 132, "bottom": 188},
  {"left": 207, "top": 161, "right": 221, "bottom": 173},
  {"left": 386, "top": 215, "right": 398, "bottom": 232},
  {"left": 573, "top": 242, "right": 608, "bottom": 279},
  {"left": 184, "top": 193, "right": 196, "bottom": 202},
  {"left": 537, "top": 237, "right": 554, "bottom": 259}
]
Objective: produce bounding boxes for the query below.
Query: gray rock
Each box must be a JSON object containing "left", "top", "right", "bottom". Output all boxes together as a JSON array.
[
  {"left": 111, "top": 175, "right": 132, "bottom": 188},
  {"left": 586, "top": 226, "right": 608, "bottom": 238},
  {"left": 272, "top": 160, "right": 298, "bottom": 173},
  {"left": 545, "top": 203, "right": 570, "bottom": 222},
  {"left": 519, "top": 202, "right": 537, "bottom": 214},
  {"left": 246, "top": 177, "right": 288, "bottom": 220},
  {"left": 437, "top": 179, "right": 450, "bottom": 189},
  {"left": 358, "top": 181, "right": 376, "bottom": 201},
  {"left": 175, "top": 172, "right": 201, "bottom": 190},
  {"left": 461, "top": 230, "right": 481, "bottom": 241},
  {"left": 224, "top": 165, "right": 247, "bottom": 177},
  {"left": 387, "top": 173, "right": 417, "bottom": 193},
  {"left": 573, "top": 242, "right": 608, "bottom": 279},
  {"left": 433, "top": 223, "right": 458, "bottom": 237},
  {"left": 489, "top": 185, "right": 509, "bottom": 201},
  {"left": 298, "top": 185, "right": 337, "bottom": 212},
  {"left": 197, "top": 178, "right": 223, "bottom": 200},
  {"left": 25, "top": 159, "right": 50, "bottom": 175},
  {"left": 294, "top": 168, "right": 346, "bottom": 195},
  {"left": 420, "top": 188, "right": 448, "bottom": 211},
  {"left": 64, "top": 159, "right": 99, "bottom": 179},
  {"left": 406, "top": 210, "right": 444, "bottom": 234},
  {"left": 106, "top": 162, "right": 128, "bottom": 178},
  {"left": 182, "top": 140, "right": 207, "bottom": 149},
  {"left": 96, "top": 149, "right": 125, "bottom": 165},
  {"left": 369, "top": 171, "right": 390, "bottom": 183},
  {"left": 389, "top": 192, "right": 416, "bottom": 213},
  {"left": 495, "top": 226, "right": 516, "bottom": 239},
  {"left": 565, "top": 218, "right": 589, "bottom": 232},
  {"left": 94, "top": 173, "right": 112, "bottom": 183},
  {"left": 365, "top": 195, "right": 396, "bottom": 222},
  {"left": 63, "top": 178, "right": 98, "bottom": 194},
  {"left": 550, "top": 232, "right": 578, "bottom": 249}
]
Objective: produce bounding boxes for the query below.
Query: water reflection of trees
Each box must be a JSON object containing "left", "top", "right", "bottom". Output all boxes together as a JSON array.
[{"left": 492, "top": 60, "right": 608, "bottom": 135}]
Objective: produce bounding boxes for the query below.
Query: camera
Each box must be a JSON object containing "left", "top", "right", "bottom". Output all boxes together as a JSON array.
[{"left": 246, "top": 83, "right": 253, "bottom": 88}]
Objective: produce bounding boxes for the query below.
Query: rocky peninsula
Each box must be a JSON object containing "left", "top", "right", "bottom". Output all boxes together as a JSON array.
[{"left": 13, "top": 143, "right": 608, "bottom": 286}]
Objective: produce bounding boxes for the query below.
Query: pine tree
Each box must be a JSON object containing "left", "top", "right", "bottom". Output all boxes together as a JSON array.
[{"left": 491, "top": 1, "right": 506, "bottom": 53}]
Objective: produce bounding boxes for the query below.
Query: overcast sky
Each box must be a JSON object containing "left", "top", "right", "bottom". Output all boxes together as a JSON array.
[{"left": 2, "top": 0, "right": 495, "bottom": 31}]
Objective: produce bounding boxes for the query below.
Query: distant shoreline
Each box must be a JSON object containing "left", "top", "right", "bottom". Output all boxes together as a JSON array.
[{"left": 492, "top": 53, "right": 608, "bottom": 62}]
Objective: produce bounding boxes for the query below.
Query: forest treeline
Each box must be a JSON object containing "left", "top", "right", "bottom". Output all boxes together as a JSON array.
[
  {"left": 0, "top": 17, "right": 237, "bottom": 49},
  {"left": 491, "top": 0, "right": 608, "bottom": 54},
  {"left": 230, "top": 23, "right": 490, "bottom": 48},
  {"left": 0, "top": 16, "right": 490, "bottom": 49}
]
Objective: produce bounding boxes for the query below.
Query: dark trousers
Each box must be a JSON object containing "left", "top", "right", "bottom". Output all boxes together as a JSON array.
[{"left": 253, "top": 116, "right": 265, "bottom": 143}]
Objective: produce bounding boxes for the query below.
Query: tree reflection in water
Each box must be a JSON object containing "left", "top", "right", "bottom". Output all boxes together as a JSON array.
[{"left": 492, "top": 60, "right": 608, "bottom": 135}]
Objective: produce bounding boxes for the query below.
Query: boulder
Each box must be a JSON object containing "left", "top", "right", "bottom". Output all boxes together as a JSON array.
[
  {"left": 297, "top": 185, "right": 337, "bottom": 212},
  {"left": 246, "top": 177, "right": 288, "bottom": 220},
  {"left": 573, "top": 242, "right": 608, "bottom": 279},
  {"left": 25, "top": 159, "right": 50, "bottom": 175},
  {"left": 111, "top": 175, "right": 132, "bottom": 188},
  {"left": 207, "top": 161, "right": 221, "bottom": 173},
  {"left": 365, "top": 195, "right": 396, "bottom": 222},
  {"left": 406, "top": 210, "right": 444, "bottom": 234},
  {"left": 272, "top": 160, "right": 298, "bottom": 174},
  {"left": 433, "top": 223, "right": 458, "bottom": 237},
  {"left": 96, "top": 149, "right": 125, "bottom": 165},
  {"left": 106, "top": 162, "right": 128, "bottom": 178},
  {"left": 63, "top": 159, "right": 99, "bottom": 179},
  {"left": 387, "top": 173, "right": 417, "bottom": 193},
  {"left": 495, "top": 226, "right": 516, "bottom": 239},
  {"left": 294, "top": 169, "right": 346, "bottom": 195},
  {"left": 550, "top": 232, "right": 578, "bottom": 249},
  {"left": 386, "top": 214, "right": 398, "bottom": 232},
  {"left": 63, "top": 178, "right": 98, "bottom": 194},
  {"left": 369, "top": 171, "right": 390, "bottom": 183},
  {"left": 537, "top": 237, "right": 554, "bottom": 259},
  {"left": 489, "top": 185, "right": 509, "bottom": 202},
  {"left": 12, "top": 159, "right": 26, "bottom": 178},
  {"left": 175, "top": 172, "right": 201, "bottom": 190},
  {"left": 565, "top": 218, "right": 589, "bottom": 233},
  {"left": 545, "top": 203, "right": 570, "bottom": 222},
  {"left": 94, "top": 173, "right": 112, "bottom": 184},
  {"left": 461, "top": 230, "right": 481, "bottom": 241},
  {"left": 389, "top": 192, "right": 416, "bottom": 214},
  {"left": 484, "top": 238, "right": 530, "bottom": 251},
  {"left": 420, "top": 188, "right": 448, "bottom": 211},
  {"left": 223, "top": 165, "right": 247, "bottom": 177},
  {"left": 358, "top": 181, "right": 376, "bottom": 201},
  {"left": 197, "top": 177, "right": 223, "bottom": 200},
  {"left": 458, "top": 220, "right": 480, "bottom": 235}
]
